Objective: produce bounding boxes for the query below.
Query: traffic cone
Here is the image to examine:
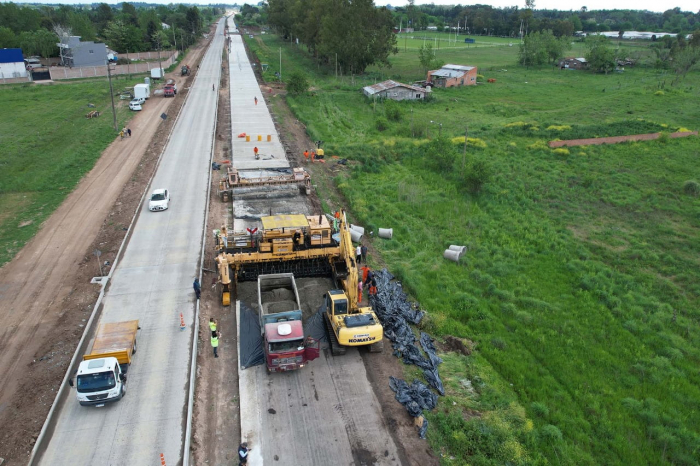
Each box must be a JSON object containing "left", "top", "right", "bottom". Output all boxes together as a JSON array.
[
  {"left": 180, "top": 313, "right": 186, "bottom": 330},
  {"left": 160, "top": 453, "right": 166, "bottom": 465}
]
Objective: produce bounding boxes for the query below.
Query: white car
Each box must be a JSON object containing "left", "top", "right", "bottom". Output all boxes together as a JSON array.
[
  {"left": 130, "top": 97, "right": 145, "bottom": 106},
  {"left": 129, "top": 102, "right": 142, "bottom": 111},
  {"left": 148, "top": 189, "right": 170, "bottom": 211}
]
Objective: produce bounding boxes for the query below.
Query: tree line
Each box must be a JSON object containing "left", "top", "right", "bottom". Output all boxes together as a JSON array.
[
  {"left": 0, "top": 2, "right": 222, "bottom": 62},
  {"left": 393, "top": 3, "right": 700, "bottom": 37},
  {"left": 266, "top": 0, "right": 397, "bottom": 75}
]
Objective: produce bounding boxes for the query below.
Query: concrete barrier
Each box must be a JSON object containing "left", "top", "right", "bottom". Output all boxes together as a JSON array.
[
  {"left": 378, "top": 228, "right": 393, "bottom": 239},
  {"left": 444, "top": 249, "right": 461, "bottom": 262}
]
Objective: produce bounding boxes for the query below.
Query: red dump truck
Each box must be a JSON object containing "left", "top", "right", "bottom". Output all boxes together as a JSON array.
[
  {"left": 258, "top": 274, "right": 320, "bottom": 372},
  {"left": 163, "top": 79, "right": 177, "bottom": 97}
]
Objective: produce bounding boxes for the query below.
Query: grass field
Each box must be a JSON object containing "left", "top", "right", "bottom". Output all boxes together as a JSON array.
[
  {"left": 247, "top": 32, "right": 700, "bottom": 464},
  {"left": 0, "top": 76, "right": 142, "bottom": 266}
]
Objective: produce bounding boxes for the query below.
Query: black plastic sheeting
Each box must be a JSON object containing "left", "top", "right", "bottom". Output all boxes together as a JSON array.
[
  {"left": 370, "top": 269, "right": 446, "bottom": 437},
  {"left": 239, "top": 301, "right": 264, "bottom": 369},
  {"left": 371, "top": 269, "right": 445, "bottom": 396},
  {"left": 304, "top": 304, "right": 329, "bottom": 345},
  {"left": 389, "top": 377, "right": 437, "bottom": 439}
]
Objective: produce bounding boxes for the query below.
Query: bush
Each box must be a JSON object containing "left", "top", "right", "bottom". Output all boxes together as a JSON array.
[
  {"left": 683, "top": 180, "right": 700, "bottom": 196},
  {"left": 530, "top": 402, "right": 550, "bottom": 418},
  {"left": 286, "top": 72, "right": 309, "bottom": 95},
  {"left": 463, "top": 158, "right": 493, "bottom": 194},
  {"left": 375, "top": 117, "right": 389, "bottom": 132},
  {"left": 384, "top": 101, "right": 402, "bottom": 122},
  {"left": 540, "top": 424, "right": 563, "bottom": 443}
]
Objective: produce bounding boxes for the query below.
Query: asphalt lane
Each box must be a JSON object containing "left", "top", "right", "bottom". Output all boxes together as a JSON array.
[{"left": 37, "top": 18, "right": 225, "bottom": 466}]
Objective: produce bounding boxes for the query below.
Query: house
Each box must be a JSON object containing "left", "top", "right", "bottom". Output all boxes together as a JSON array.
[
  {"left": 57, "top": 36, "right": 108, "bottom": 67},
  {"left": 427, "top": 64, "right": 477, "bottom": 88},
  {"left": 558, "top": 57, "right": 588, "bottom": 70},
  {"left": 362, "top": 80, "right": 428, "bottom": 101},
  {"left": 0, "top": 48, "right": 28, "bottom": 78}
]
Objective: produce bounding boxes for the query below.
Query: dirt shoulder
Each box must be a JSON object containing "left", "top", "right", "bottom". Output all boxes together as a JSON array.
[{"left": 0, "top": 34, "right": 213, "bottom": 465}]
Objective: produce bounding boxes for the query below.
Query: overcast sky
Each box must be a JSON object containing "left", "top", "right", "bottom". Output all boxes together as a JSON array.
[{"left": 14, "top": 1, "right": 697, "bottom": 15}]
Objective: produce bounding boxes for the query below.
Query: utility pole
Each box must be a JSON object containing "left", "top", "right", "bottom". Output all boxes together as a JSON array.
[
  {"left": 335, "top": 52, "right": 337, "bottom": 78},
  {"left": 462, "top": 126, "right": 468, "bottom": 173},
  {"left": 106, "top": 58, "right": 117, "bottom": 131},
  {"left": 279, "top": 47, "right": 282, "bottom": 82}
]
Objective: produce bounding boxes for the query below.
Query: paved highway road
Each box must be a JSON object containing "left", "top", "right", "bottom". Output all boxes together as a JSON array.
[{"left": 37, "top": 18, "right": 225, "bottom": 466}]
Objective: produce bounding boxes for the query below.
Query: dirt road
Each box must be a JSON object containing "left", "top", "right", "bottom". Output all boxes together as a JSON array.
[{"left": 0, "top": 36, "right": 212, "bottom": 464}]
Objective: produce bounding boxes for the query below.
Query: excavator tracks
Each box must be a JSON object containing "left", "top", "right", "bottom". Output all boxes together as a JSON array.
[
  {"left": 324, "top": 312, "right": 346, "bottom": 356},
  {"left": 368, "top": 339, "right": 384, "bottom": 353}
]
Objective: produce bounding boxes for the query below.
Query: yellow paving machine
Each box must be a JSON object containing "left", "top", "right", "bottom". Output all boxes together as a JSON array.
[{"left": 215, "top": 211, "right": 383, "bottom": 354}]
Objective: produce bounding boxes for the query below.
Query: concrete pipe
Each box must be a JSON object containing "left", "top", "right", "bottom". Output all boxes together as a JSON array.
[
  {"left": 448, "top": 245, "right": 467, "bottom": 256},
  {"left": 349, "top": 229, "right": 363, "bottom": 243},
  {"left": 378, "top": 228, "right": 393, "bottom": 239},
  {"left": 444, "top": 249, "right": 461, "bottom": 262},
  {"left": 350, "top": 224, "right": 365, "bottom": 235}
]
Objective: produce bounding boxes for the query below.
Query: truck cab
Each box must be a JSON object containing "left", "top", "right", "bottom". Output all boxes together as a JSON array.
[
  {"left": 73, "top": 357, "right": 126, "bottom": 406},
  {"left": 264, "top": 319, "right": 319, "bottom": 372}
]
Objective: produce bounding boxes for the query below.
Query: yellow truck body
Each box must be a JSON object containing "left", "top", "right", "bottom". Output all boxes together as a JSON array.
[{"left": 83, "top": 320, "right": 139, "bottom": 366}]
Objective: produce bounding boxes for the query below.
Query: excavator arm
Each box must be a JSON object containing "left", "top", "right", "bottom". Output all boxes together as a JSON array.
[{"left": 337, "top": 212, "right": 359, "bottom": 312}]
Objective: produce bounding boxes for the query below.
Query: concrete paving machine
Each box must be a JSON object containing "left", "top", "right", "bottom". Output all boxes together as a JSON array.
[{"left": 214, "top": 211, "right": 383, "bottom": 354}]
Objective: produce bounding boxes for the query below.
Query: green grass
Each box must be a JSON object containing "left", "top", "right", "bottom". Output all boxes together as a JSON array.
[
  {"left": 0, "top": 76, "right": 143, "bottom": 266},
  {"left": 249, "top": 32, "right": 700, "bottom": 465}
]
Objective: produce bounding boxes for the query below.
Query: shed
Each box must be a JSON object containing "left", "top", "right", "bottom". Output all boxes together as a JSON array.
[
  {"left": 427, "top": 64, "right": 477, "bottom": 88},
  {"left": 559, "top": 57, "right": 588, "bottom": 70},
  {"left": 0, "top": 48, "right": 28, "bottom": 78},
  {"left": 362, "top": 80, "right": 428, "bottom": 101}
]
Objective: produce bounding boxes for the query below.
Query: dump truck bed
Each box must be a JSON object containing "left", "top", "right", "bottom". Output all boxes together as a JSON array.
[{"left": 84, "top": 320, "right": 139, "bottom": 365}]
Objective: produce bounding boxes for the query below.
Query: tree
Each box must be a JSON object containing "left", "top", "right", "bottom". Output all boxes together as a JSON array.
[
  {"left": 418, "top": 43, "right": 444, "bottom": 74},
  {"left": 103, "top": 19, "right": 129, "bottom": 52},
  {"left": 519, "top": 30, "right": 568, "bottom": 66},
  {"left": 286, "top": 72, "right": 309, "bottom": 95},
  {"left": 0, "top": 26, "right": 17, "bottom": 48},
  {"left": 463, "top": 158, "right": 492, "bottom": 194},
  {"left": 585, "top": 34, "right": 615, "bottom": 74}
]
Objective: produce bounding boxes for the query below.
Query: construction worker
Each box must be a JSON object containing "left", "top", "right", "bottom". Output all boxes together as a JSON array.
[
  {"left": 253, "top": 146, "right": 259, "bottom": 158},
  {"left": 209, "top": 317, "right": 217, "bottom": 334},
  {"left": 254, "top": 96, "right": 258, "bottom": 105},
  {"left": 356, "top": 245, "right": 362, "bottom": 264},
  {"left": 193, "top": 278, "right": 201, "bottom": 299},
  {"left": 369, "top": 276, "right": 377, "bottom": 296},
  {"left": 211, "top": 330, "right": 220, "bottom": 358},
  {"left": 238, "top": 442, "right": 251, "bottom": 464},
  {"left": 303, "top": 149, "right": 309, "bottom": 162},
  {"left": 360, "top": 265, "right": 370, "bottom": 284},
  {"left": 358, "top": 280, "right": 363, "bottom": 304}
]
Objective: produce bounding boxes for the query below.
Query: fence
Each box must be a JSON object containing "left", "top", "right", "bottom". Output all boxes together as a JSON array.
[{"left": 49, "top": 51, "right": 179, "bottom": 81}]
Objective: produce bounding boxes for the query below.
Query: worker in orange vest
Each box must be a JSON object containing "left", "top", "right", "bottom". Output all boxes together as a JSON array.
[
  {"left": 303, "top": 150, "right": 309, "bottom": 162},
  {"left": 253, "top": 146, "right": 259, "bottom": 158}
]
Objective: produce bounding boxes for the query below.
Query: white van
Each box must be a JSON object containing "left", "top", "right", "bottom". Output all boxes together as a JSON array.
[{"left": 129, "top": 102, "right": 142, "bottom": 111}]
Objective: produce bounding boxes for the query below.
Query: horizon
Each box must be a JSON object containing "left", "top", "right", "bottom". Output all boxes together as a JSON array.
[{"left": 6, "top": 0, "right": 698, "bottom": 15}]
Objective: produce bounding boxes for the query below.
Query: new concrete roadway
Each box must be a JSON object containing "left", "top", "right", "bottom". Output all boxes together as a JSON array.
[
  {"left": 228, "top": 17, "right": 402, "bottom": 466},
  {"left": 36, "top": 18, "right": 225, "bottom": 466}
]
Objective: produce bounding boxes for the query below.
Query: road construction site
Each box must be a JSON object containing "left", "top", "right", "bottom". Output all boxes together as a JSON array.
[
  {"left": 0, "top": 15, "right": 435, "bottom": 466},
  {"left": 210, "top": 20, "right": 403, "bottom": 465}
]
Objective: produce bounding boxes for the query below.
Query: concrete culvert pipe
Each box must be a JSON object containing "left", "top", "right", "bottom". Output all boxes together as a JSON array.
[
  {"left": 350, "top": 224, "right": 365, "bottom": 235},
  {"left": 378, "top": 228, "right": 393, "bottom": 239},
  {"left": 444, "top": 249, "right": 461, "bottom": 262},
  {"left": 448, "top": 245, "right": 467, "bottom": 256},
  {"left": 350, "top": 229, "right": 363, "bottom": 243}
]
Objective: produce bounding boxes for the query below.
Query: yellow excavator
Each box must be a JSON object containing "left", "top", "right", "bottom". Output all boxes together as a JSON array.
[{"left": 214, "top": 211, "right": 383, "bottom": 354}]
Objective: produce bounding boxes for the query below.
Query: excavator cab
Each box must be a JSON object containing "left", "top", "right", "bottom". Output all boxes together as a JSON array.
[{"left": 326, "top": 290, "right": 348, "bottom": 317}]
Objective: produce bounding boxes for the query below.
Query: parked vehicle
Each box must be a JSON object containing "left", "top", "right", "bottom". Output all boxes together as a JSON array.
[
  {"left": 258, "top": 274, "right": 320, "bottom": 372},
  {"left": 130, "top": 97, "right": 145, "bottom": 106},
  {"left": 163, "top": 79, "right": 177, "bottom": 97},
  {"left": 129, "top": 102, "right": 142, "bottom": 111},
  {"left": 148, "top": 188, "right": 170, "bottom": 211},
  {"left": 134, "top": 83, "right": 150, "bottom": 100},
  {"left": 69, "top": 320, "right": 139, "bottom": 407},
  {"left": 181, "top": 65, "right": 191, "bottom": 76},
  {"left": 150, "top": 67, "right": 164, "bottom": 80}
]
